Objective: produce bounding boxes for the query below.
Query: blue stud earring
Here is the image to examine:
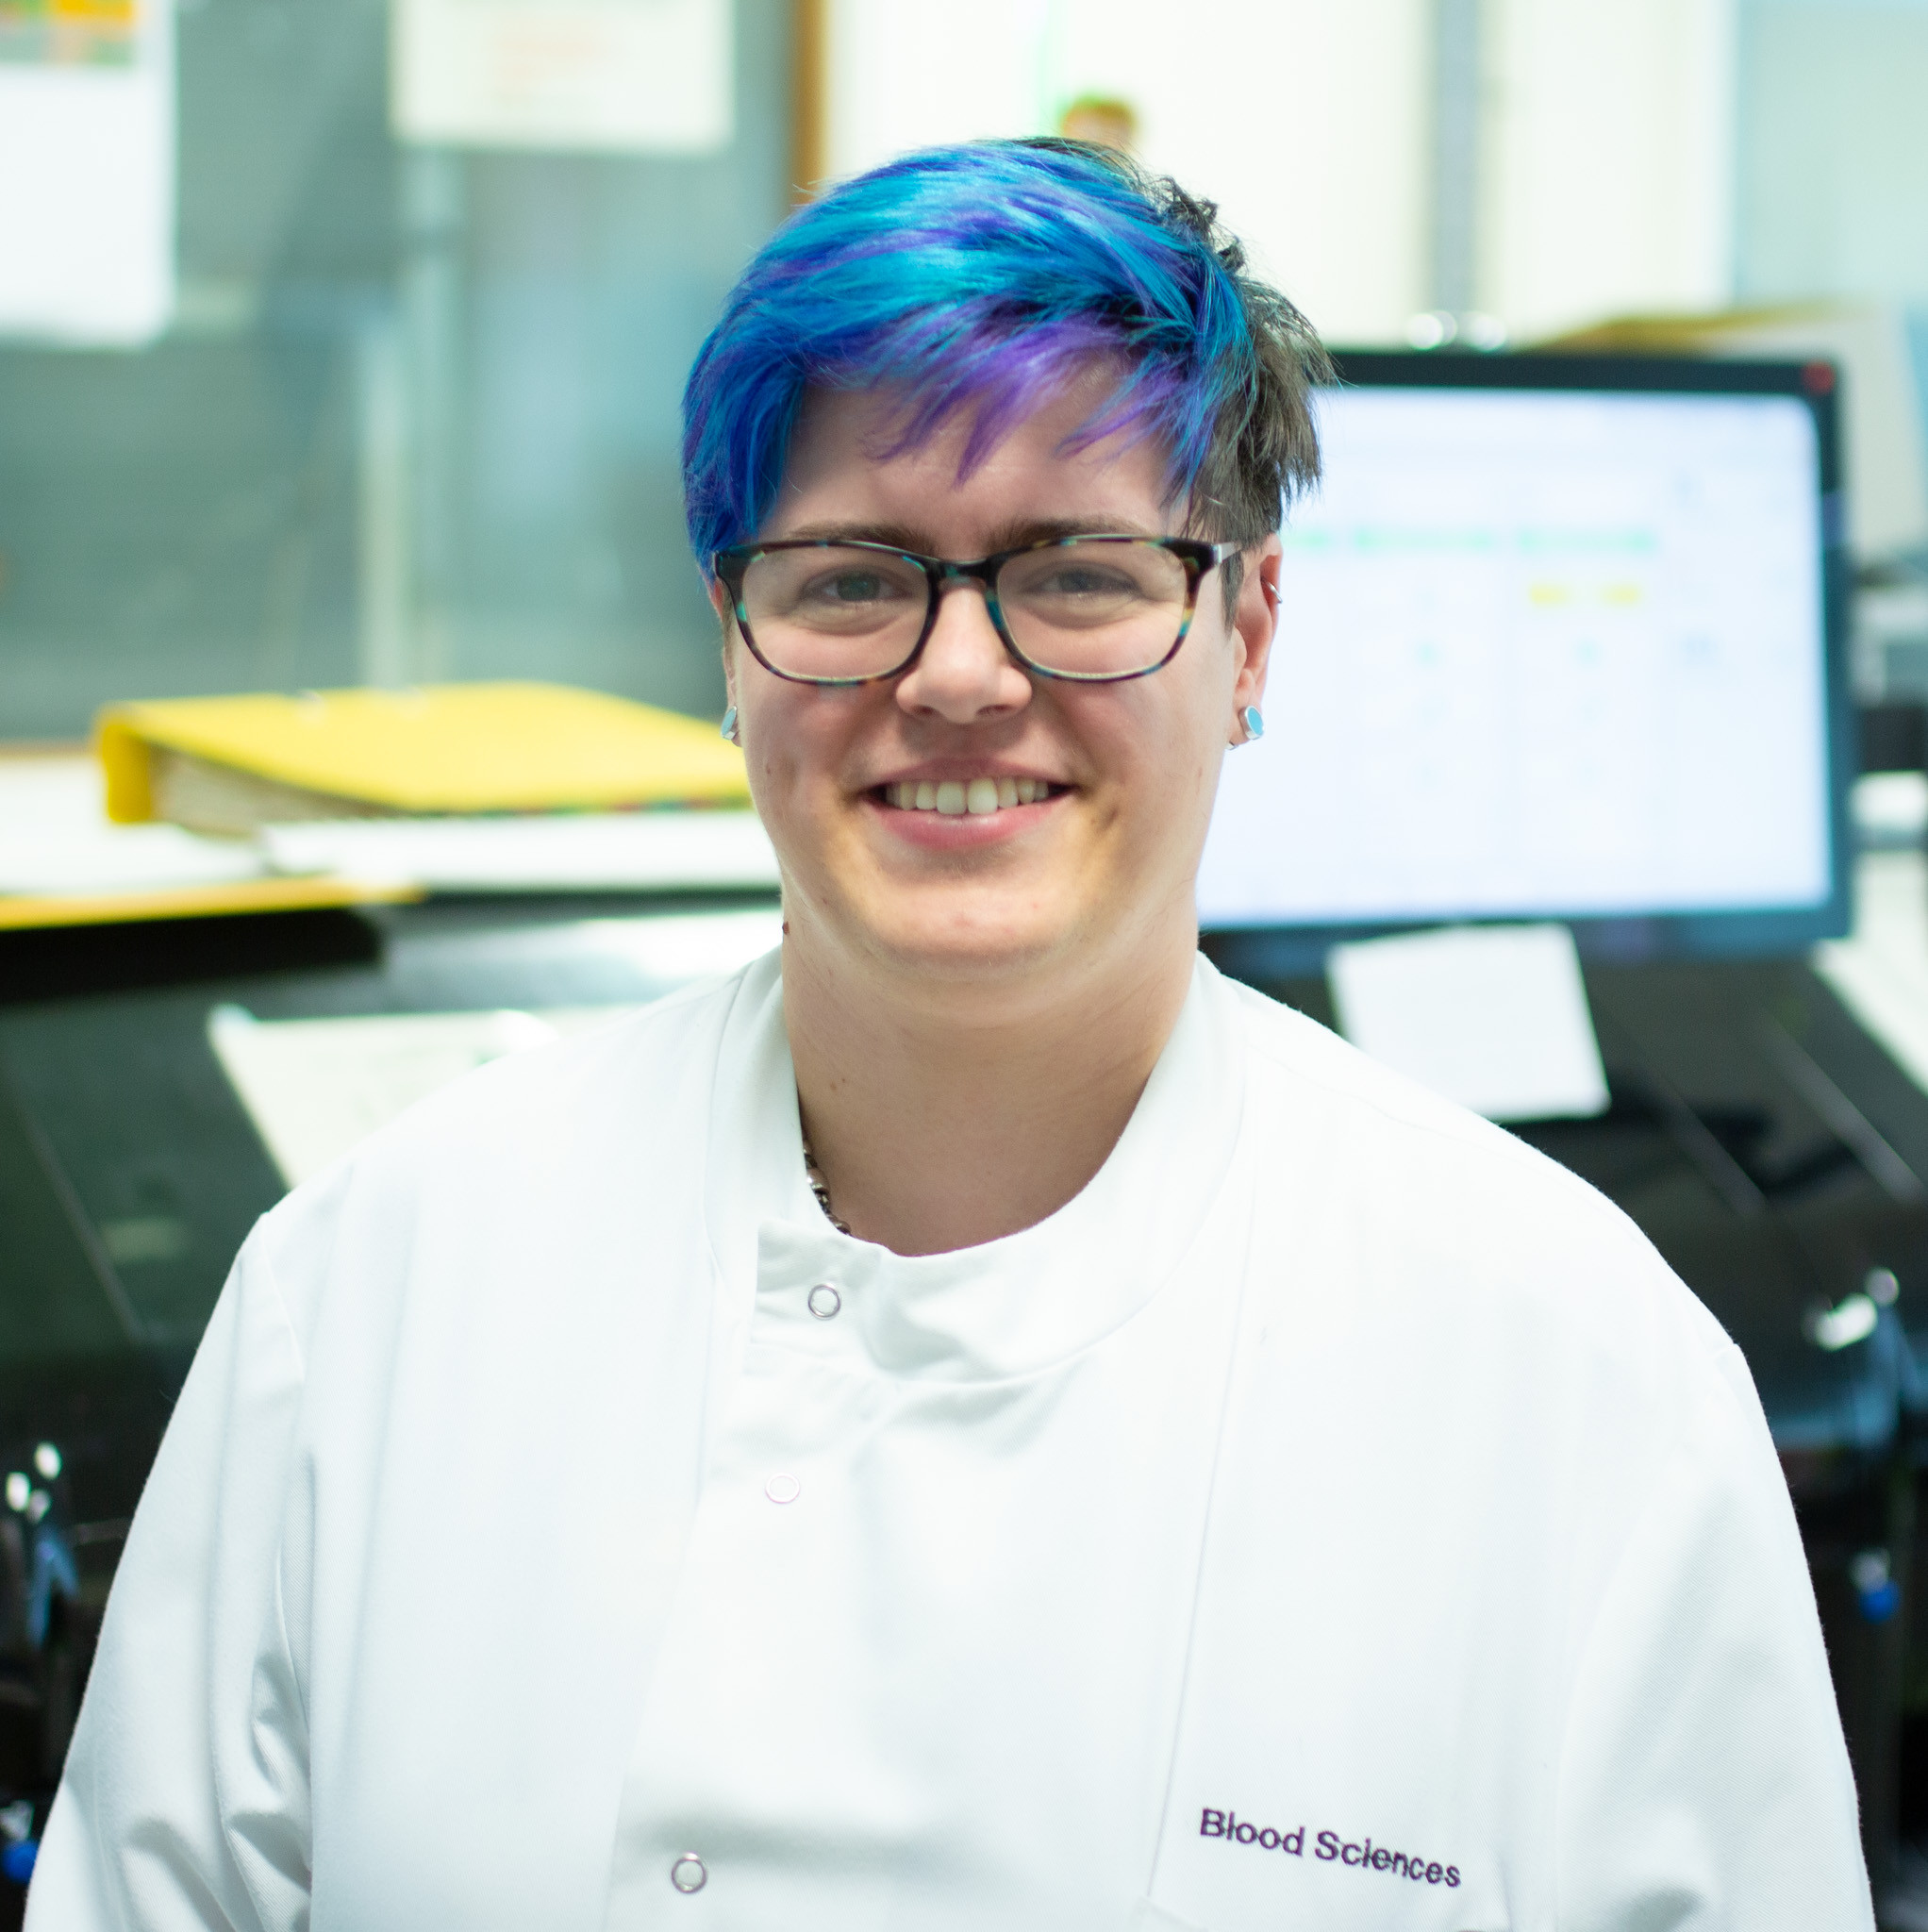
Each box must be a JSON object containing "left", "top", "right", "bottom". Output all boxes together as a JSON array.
[
  {"left": 720, "top": 705, "right": 739, "bottom": 743},
  {"left": 1240, "top": 705, "right": 1265, "bottom": 742}
]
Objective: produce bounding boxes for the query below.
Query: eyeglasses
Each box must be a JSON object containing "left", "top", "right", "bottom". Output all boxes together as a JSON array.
[{"left": 711, "top": 535, "right": 1238, "bottom": 687}]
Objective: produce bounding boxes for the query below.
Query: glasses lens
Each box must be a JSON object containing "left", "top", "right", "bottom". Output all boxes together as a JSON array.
[
  {"left": 995, "top": 539, "right": 1193, "bottom": 677},
  {"left": 739, "top": 546, "right": 928, "bottom": 679}
]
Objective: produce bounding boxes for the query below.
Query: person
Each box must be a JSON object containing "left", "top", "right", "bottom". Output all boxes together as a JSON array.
[
  {"left": 29, "top": 140, "right": 1870, "bottom": 1931},
  {"left": 1057, "top": 92, "right": 1139, "bottom": 153}
]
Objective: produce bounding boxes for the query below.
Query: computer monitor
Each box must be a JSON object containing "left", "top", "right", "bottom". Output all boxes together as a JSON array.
[{"left": 1199, "top": 352, "right": 1852, "bottom": 980}]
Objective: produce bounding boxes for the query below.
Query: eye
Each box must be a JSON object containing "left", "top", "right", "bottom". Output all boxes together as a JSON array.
[
  {"left": 800, "top": 568, "right": 912, "bottom": 607},
  {"left": 1032, "top": 564, "right": 1140, "bottom": 598}
]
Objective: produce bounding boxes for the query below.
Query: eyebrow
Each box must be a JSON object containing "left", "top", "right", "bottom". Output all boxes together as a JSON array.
[{"left": 773, "top": 514, "right": 1165, "bottom": 557}]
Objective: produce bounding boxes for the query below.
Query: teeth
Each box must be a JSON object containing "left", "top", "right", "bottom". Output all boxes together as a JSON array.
[{"left": 884, "top": 777, "right": 1054, "bottom": 812}]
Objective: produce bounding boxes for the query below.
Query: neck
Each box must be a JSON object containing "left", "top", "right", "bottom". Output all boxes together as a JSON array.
[{"left": 783, "top": 910, "right": 1198, "bottom": 1257}]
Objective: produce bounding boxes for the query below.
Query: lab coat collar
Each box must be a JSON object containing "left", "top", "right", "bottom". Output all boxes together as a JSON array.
[{"left": 704, "top": 950, "right": 1248, "bottom": 1383}]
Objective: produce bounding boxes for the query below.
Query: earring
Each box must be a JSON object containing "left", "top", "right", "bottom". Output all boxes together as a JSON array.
[
  {"left": 720, "top": 705, "right": 740, "bottom": 744},
  {"left": 1239, "top": 705, "right": 1265, "bottom": 743}
]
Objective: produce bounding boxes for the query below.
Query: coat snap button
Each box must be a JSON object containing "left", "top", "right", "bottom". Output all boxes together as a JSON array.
[
  {"left": 807, "top": 1284, "right": 841, "bottom": 1319},
  {"left": 670, "top": 1853, "right": 707, "bottom": 1893},
  {"left": 765, "top": 1473, "right": 802, "bottom": 1505}
]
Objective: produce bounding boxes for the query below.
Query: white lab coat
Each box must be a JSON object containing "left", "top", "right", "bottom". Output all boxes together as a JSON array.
[{"left": 30, "top": 950, "right": 1871, "bottom": 1931}]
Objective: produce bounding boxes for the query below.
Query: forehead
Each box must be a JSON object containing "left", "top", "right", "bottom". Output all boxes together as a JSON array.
[{"left": 767, "top": 370, "right": 1179, "bottom": 547}]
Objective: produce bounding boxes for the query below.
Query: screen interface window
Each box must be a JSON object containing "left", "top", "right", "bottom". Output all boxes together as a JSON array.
[{"left": 1197, "top": 386, "right": 1831, "bottom": 929}]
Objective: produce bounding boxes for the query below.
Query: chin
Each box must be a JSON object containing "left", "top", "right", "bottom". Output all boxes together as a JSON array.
[{"left": 853, "top": 901, "right": 1086, "bottom": 985}]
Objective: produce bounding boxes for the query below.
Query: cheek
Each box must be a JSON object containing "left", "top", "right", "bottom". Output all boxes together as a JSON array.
[
  {"left": 739, "top": 688, "right": 866, "bottom": 824},
  {"left": 745, "top": 725, "right": 810, "bottom": 819},
  {"left": 1091, "top": 675, "right": 1226, "bottom": 798}
]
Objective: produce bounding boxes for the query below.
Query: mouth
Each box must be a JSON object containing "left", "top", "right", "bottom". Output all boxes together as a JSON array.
[{"left": 869, "top": 776, "right": 1067, "bottom": 818}]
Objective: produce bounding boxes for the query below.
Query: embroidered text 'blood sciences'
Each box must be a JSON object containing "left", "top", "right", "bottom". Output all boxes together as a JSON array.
[{"left": 1199, "top": 1809, "right": 1461, "bottom": 1889}]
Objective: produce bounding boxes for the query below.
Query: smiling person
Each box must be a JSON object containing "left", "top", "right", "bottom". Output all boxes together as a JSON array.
[{"left": 32, "top": 142, "right": 1870, "bottom": 1931}]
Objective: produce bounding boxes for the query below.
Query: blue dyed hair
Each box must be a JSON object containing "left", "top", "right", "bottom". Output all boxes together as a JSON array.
[{"left": 681, "top": 139, "right": 1330, "bottom": 575}]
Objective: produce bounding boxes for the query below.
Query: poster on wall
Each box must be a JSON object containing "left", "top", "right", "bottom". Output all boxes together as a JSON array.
[
  {"left": 392, "top": 0, "right": 733, "bottom": 155},
  {"left": 0, "top": 0, "right": 175, "bottom": 345}
]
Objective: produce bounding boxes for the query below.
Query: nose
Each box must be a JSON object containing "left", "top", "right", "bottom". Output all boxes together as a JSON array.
[{"left": 893, "top": 577, "right": 1034, "bottom": 724}]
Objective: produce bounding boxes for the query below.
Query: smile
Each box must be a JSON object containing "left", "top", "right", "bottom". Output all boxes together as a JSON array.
[{"left": 876, "top": 777, "right": 1061, "bottom": 817}]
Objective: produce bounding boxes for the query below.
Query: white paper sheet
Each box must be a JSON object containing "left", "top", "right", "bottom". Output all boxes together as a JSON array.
[
  {"left": 1327, "top": 923, "right": 1610, "bottom": 1123},
  {"left": 208, "top": 907, "right": 782, "bottom": 1185},
  {"left": 1853, "top": 771, "right": 1928, "bottom": 851},
  {"left": 391, "top": 0, "right": 732, "bottom": 154},
  {"left": 0, "top": 0, "right": 173, "bottom": 344},
  {"left": 0, "top": 755, "right": 779, "bottom": 902},
  {"left": 0, "top": 751, "right": 270, "bottom": 894},
  {"left": 258, "top": 810, "right": 779, "bottom": 892},
  {"left": 0, "top": 823, "right": 269, "bottom": 896},
  {"left": 209, "top": 1004, "right": 619, "bottom": 1187}
]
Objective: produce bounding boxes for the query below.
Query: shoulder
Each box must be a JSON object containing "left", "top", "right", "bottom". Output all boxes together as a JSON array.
[
  {"left": 1213, "top": 967, "right": 1760, "bottom": 1424},
  {"left": 1219, "top": 963, "right": 1633, "bottom": 1244},
  {"left": 1222, "top": 966, "right": 1581, "bottom": 1183}
]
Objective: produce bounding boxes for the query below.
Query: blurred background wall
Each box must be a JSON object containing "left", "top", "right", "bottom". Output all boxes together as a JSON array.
[
  {"left": 0, "top": 0, "right": 793, "bottom": 738},
  {"left": 4, "top": 0, "right": 1928, "bottom": 741}
]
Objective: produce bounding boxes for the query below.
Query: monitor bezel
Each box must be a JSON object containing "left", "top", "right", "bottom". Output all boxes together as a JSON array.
[{"left": 1202, "top": 349, "right": 1852, "bottom": 982}]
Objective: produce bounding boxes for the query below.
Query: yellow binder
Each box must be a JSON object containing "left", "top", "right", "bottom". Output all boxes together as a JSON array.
[
  {"left": 0, "top": 876, "right": 418, "bottom": 932},
  {"left": 96, "top": 682, "right": 750, "bottom": 831}
]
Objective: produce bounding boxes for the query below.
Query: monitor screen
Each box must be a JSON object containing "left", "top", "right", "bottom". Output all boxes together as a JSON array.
[{"left": 1199, "top": 354, "right": 1849, "bottom": 975}]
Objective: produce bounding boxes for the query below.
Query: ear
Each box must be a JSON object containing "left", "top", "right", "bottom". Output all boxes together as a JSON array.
[{"left": 1229, "top": 534, "right": 1281, "bottom": 720}]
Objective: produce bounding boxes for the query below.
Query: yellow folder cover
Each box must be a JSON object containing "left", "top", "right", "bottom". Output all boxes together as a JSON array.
[
  {"left": 96, "top": 682, "right": 750, "bottom": 824},
  {"left": 0, "top": 876, "right": 419, "bottom": 932}
]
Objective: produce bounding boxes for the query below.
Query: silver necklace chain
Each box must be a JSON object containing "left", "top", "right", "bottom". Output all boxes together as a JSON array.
[{"left": 800, "top": 1127, "right": 853, "bottom": 1236}]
